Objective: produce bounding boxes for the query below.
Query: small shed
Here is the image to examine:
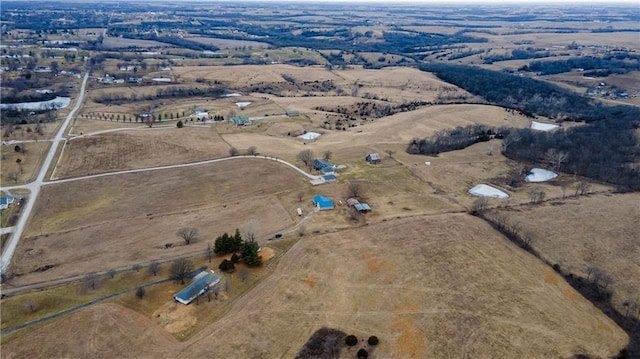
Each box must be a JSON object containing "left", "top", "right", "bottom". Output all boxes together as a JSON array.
[
  {"left": 286, "top": 110, "right": 300, "bottom": 117},
  {"left": 313, "top": 195, "right": 335, "bottom": 210},
  {"left": 366, "top": 153, "right": 381, "bottom": 164},
  {"left": 231, "top": 115, "right": 250, "bottom": 127},
  {"left": 354, "top": 203, "right": 371, "bottom": 212},
  {"left": 346, "top": 198, "right": 360, "bottom": 207},
  {"left": 173, "top": 271, "right": 220, "bottom": 305}
]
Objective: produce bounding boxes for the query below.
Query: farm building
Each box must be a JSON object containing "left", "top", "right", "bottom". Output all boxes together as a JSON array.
[
  {"left": 346, "top": 197, "right": 371, "bottom": 212},
  {"left": 286, "top": 110, "right": 300, "bottom": 117},
  {"left": 0, "top": 194, "right": 15, "bottom": 210},
  {"left": 231, "top": 115, "right": 250, "bottom": 127},
  {"left": 320, "top": 166, "right": 335, "bottom": 175},
  {"left": 366, "top": 153, "right": 381, "bottom": 164},
  {"left": 313, "top": 195, "right": 335, "bottom": 210},
  {"left": 173, "top": 271, "right": 220, "bottom": 305},
  {"left": 313, "top": 159, "right": 336, "bottom": 171},
  {"left": 194, "top": 108, "right": 209, "bottom": 120},
  {"left": 321, "top": 174, "right": 337, "bottom": 183}
]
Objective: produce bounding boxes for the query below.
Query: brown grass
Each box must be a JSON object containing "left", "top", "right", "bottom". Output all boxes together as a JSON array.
[
  {"left": 55, "top": 126, "right": 231, "bottom": 178},
  {"left": 501, "top": 192, "right": 640, "bottom": 313},
  {"left": 5, "top": 215, "right": 623, "bottom": 358},
  {"left": 1, "top": 142, "right": 51, "bottom": 186},
  {"left": 10, "top": 159, "right": 309, "bottom": 286}
]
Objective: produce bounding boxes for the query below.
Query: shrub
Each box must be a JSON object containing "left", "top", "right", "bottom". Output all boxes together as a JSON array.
[
  {"left": 135, "top": 286, "right": 146, "bottom": 299},
  {"left": 345, "top": 335, "right": 358, "bottom": 346},
  {"left": 230, "top": 253, "right": 240, "bottom": 263},
  {"left": 176, "top": 120, "right": 183, "bottom": 128},
  {"left": 367, "top": 336, "right": 379, "bottom": 346},
  {"left": 357, "top": 348, "right": 368, "bottom": 358},
  {"left": 219, "top": 259, "right": 235, "bottom": 272}
]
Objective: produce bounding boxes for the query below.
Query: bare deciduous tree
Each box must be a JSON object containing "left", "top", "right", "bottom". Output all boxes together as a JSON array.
[
  {"left": 148, "top": 261, "right": 160, "bottom": 276},
  {"left": 132, "top": 264, "right": 142, "bottom": 272},
  {"left": 7, "top": 172, "right": 18, "bottom": 183},
  {"left": 528, "top": 188, "right": 546, "bottom": 204},
  {"left": 545, "top": 149, "right": 569, "bottom": 171},
  {"left": 206, "top": 242, "right": 214, "bottom": 263},
  {"left": 238, "top": 268, "right": 249, "bottom": 282},
  {"left": 242, "top": 221, "right": 260, "bottom": 243},
  {"left": 297, "top": 191, "right": 304, "bottom": 202},
  {"left": 82, "top": 272, "right": 99, "bottom": 291},
  {"left": 323, "top": 150, "right": 332, "bottom": 161},
  {"left": 297, "top": 225, "right": 306, "bottom": 237},
  {"left": 470, "top": 197, "right": 488, "bottom": 215},
  {"left": 23, "top": 298, "right": 38, "bottom": 314},
  {"left": 347, "top": 181, "right": 364, "bottom": 199},
  {"left": 384, "top": 149, "right": 396, "bottom": 159},
  {"left": 247, "top": 146, "right": 258, "bottom": 155},
  {"left": 575, "top": 181, "right": 590, "bottom": 196},
  {"left": 169, "top": 258, "right": 194, "bottom": 284},
  {"left": 107, "top": 269, "right": 116, "bottom": 279},
  {"left": 297, "top": 149, "right": 314, "bottom": 169},
  {"left": 176, "top": 227, "right": 198, "bottom": 245},
  {"left": 229, "top": 147, "right": 239, "bottom": 156}
]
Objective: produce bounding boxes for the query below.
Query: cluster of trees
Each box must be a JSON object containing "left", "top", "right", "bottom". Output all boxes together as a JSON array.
[
  {"left": 94, "top": 85, "right": 226, "bottom": 105},
  {"left": 407, "top": 124, "right": 507, "bottom": 155},
  {"left": 521, "top": 55, "right": 640, "bottom": 76},
  {"left": 295, "top": 327, "right": 379, "bottom": 359},
  {"left": 314, "top": 100, "right": 431, "bottom": 122},
  {"left": 214, "top": 230, "right": 263, "bottom": 267},
  {"left": 482, "top": 48, "right": 551, "bottom": 64},
  {"left": 417, "top": 63, "right": 640, "bottom": 190}
]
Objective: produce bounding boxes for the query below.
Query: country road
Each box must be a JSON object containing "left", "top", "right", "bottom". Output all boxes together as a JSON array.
[{"left": 0, "top": 71, "right": 90, "bottom": 273}]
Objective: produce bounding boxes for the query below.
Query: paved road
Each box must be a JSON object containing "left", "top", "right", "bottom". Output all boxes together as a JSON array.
[
  {"left": 0, "top": 226, "right": 15, "bottom": 235},
  {"left": 0, "top": 71, "right": 90, "bottom": 273}
]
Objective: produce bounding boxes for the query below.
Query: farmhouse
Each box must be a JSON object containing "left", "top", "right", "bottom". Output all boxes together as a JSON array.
[
  {"left": 366, "top": 153, "right": 381, "bottom": 164},
  {"left": 0, "top": 194, "right": 15, "bottom": 210},
  {"left": 231, "top": 115, "right": 250, "bottom": 127},
  {"left": 313, "top": 195, "right": 335, "bottom": 210},
  {"left": 194, "top": 108, "right": 209, "bottom": 120},
  {"left": 173, "top": 271, "right": 220, "bottom": 305},
  {"left": 313, "top": 159, "right": 336, "bottom": 171}
]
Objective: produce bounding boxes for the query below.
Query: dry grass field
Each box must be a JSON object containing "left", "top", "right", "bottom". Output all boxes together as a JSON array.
[
  {"left": 55, "top": 126, "right": 231, "bottom": 178},
  {"left": 10, "top": 159, "right": 309, "bottom": 286},
  {"left": 1, "top": 142, "right": 51, "bottom": 186},
  {"left": 501, "top": 192, "right": 640, "bottom": 313},
  {"left": 184, "top": 36, "right": 271, "bottom": 49},
  {"left": 2, "top": 215, "right": 627, "bottom": 358}
]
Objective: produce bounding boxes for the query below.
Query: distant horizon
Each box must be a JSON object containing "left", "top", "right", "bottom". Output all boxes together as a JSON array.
[{"left": 5, "top": 0, "right": 638, "bottom": 4}]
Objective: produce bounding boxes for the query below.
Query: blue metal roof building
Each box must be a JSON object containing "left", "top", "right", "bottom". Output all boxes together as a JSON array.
[
  {"left": 173, "top": 271, "right": 221, "bottom": 305},
  {"left": 313, "top": 159, "right": 335, "bottom": 171},
  {"left": 313, "top": 195, "right": 334, "bottom": 210}
]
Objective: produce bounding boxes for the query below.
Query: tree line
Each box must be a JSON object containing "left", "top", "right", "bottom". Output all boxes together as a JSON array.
[
  {"left": 415, "top": 63, "right": 640, "bottom": 191},
  {"left": 94, "top": 85, "right": 226, "bottom": 105},
  {"left": 520, "top": 55, "right": 640, "bottom": 76}
]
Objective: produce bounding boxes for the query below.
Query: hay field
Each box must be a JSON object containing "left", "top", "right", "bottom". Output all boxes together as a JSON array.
[
  {"left": 1, "top": 303, "right": 180, "bottom": 359},
  {"left": 55, "top": 126, "right": 231, "bottom": 178},
  {"left": 5, "top": 215, "right": 625, "bottom": 358},
  {"left": 502, "top": 192, "right": 640, "bottom": 312},
  {"left": 11, "top": 159, "right": 309, "bottom": 285}
]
